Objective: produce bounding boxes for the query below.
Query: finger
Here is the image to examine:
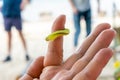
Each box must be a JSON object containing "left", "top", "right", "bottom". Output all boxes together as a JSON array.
[
  {"left": 20, "top": 56, "right": 44, "bottom": 79},
  {"left": 63, "top": 23, "right": 111, "bottom": 69},
  {"left": 44, "top": 15, "right": 66, "bottom": 66},
  {"left": 70, "top": 29, "right": 116, "bottom": 74},
  {"left": 73, "top": 48, "right": 113, "bottom": 80}
]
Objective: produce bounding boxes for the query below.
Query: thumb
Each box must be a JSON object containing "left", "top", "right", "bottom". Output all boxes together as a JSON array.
[{"left": 20, "top": 56, "right": 44, "bottom": 79}]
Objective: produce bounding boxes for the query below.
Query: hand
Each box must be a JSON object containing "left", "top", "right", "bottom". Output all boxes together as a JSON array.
[
  {"left": 20, "top": 15, "right": 116, "bottom": 80},
  {"left": 20, "top": 0, "right": 29, "bottom": 10},
  {"left": 72, "top": 7, "right": 78, "bottom": 14}
]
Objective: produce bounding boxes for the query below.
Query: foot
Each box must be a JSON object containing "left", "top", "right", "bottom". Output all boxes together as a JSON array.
[
  {"left": 25, "top": 54, "right": 30, "bottom": 61},
  {"left": 3, "top": 55, "right": 11, "bottom": 62}
]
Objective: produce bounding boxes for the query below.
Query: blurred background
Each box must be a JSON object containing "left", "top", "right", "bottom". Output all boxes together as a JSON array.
[{"left": 0, "top": 0, "right": 120, "bottom": 80}]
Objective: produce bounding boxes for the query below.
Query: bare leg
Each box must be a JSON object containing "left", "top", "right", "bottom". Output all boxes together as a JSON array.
[
  {"left": 3, "top": 31, "right": 12, "bottom": 62},
  {"left": 18, "top": 31, "right": 27, "bottom": 52},
  {"left": 7, "top": 31, "right": 12, "bottom": 55},
  {"left": 18, "top": 30, "right": 30, "bottom": 61}
]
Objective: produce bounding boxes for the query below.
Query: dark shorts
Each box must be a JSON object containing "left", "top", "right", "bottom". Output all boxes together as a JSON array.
[{"left": 3, "top": 17, "right": 22, "bottom": 31}]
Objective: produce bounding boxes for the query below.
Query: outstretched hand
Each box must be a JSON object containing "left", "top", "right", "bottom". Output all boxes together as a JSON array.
[{"left": 20, "top": 15, "right": 116, "bottom": 80}]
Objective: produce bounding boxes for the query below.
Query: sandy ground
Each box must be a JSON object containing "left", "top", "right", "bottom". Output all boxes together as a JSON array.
[{"left": 0, "top": 16, "right": 120, "bottom": 80}]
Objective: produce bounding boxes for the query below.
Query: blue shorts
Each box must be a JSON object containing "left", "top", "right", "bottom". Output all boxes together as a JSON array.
[{"left": 3, "top": 17, "right": 22, "bottom": 31}]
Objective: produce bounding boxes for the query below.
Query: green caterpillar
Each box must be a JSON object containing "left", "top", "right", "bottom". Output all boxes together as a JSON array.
[{"left": 45, "top": 28, "right": 70, "bottom": 41}]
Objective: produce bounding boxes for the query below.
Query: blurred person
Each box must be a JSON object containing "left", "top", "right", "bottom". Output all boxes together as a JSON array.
[
  {"left": 1, "top": 0, "right": 30, "bottom": 62},
  {"left": 96, "top": 0, "right": 106, "bottom": 16},
  {"left": 19, "top": 15, "right": 116, "bottom": 80},
  {"left": 113, "top": 0, "right": 120, "bottom": 17},
  {"left": 97, "top": 0, "right": 100, "bottom": 14},
  {"left": 69, "top": 0, "right": 92, "bottom": 48}
]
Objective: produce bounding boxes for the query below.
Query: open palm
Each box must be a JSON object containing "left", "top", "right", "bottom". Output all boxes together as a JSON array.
[{"left": 20, "top": 15, "right": 116, "bottom": 80}]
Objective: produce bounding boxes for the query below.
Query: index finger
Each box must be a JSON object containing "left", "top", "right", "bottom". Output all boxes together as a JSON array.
[{"left": 44, "top": 15, "right": 66, "bottom": 67}]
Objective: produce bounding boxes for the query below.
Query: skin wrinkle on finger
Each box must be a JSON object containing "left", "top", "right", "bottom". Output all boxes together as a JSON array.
[
  {"left": 82, "top": 29, "right": 116, "bottom": 62},
  {"left": 51, "top": 70, "right": 73, "bottom": 80},
  {"left": 48, "top": 43, "right": 63, "bottom": 58},
  {"left": 87, "top": 49, "right": 113, "bottom": 78},
  {"left": 48, "top": 42, "right": 63, "bottom": 57},
  {"left": 76, "top": 23, "right": 111, "bottom": 55},
  {"left": 45, "top": 33, "right": 63, "bottom": 66},
  {"left": 84, "top": 48, "right": 113, "bottom": 75},
  {"left": 40, "top": 66, "right": 63, "bottom": 80},
  {"left": 62, "top": 23, "right": 111, "bottom": 70},
  {"left": 73, "top": 48, "right": 113, "bottom": 80},
  {"left": 70, "top": 29, "right": 115, "bottom": 76}
]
